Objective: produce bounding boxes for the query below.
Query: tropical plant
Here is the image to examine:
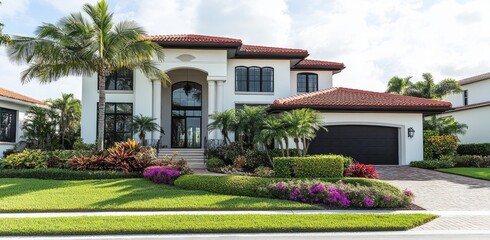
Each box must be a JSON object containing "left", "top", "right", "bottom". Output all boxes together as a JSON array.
[
  {"left": 257, "top": 115, "right": 287, "bottom": 164},
  {"left": 283, "top": 108, "right": 325, "bottom": 156},
  {"left": 130, "top": 114, "right": 159, "bottom": 145},
  {"left": 234, "top": 105, "right": 268, "bottom": 146},
  {"left": 47, "top": 93, "right": 81, "bottom": 148},
  {"left": 424, "top": 116, "right": 468, "bottom": 135},
  {"left": 7, "top": 0, "right": 170, "bottom": 151},
  {"left": 0, "top": 1, "right": 10, "bottom": 45},
  {"left": 386, "top": 73, "right": 462, "bottom": 99},
  {"left": 208, "top": 109, "right": 235, "bottom": 145},
  {"left": 22, "top": 106, "right": 59, "bottom": 150}
]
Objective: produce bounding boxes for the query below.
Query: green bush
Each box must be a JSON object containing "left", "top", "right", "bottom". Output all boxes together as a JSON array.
[
  {"left": 457, "top": 143, "right": 490, "bottom": 156},
  {"left": 1, "top": 149, "right": 50, "bottom": 169},
  {"left": 206, "top": 157, "right": 225, "bottom": 170},
  {"left": 409, "top": 160, "right": 455, "bottom": 170},
  {"left": 0, "top": 168, "right": 140, "bottom": 180},
  {"left": 174, "top": 175, "right": 404, "bottom": 200},
  {"left": 424, "top": 134, "right": 459, "bottom": 160},
  {"left": 273, "top": 155, "right": 344, "bottom": 178}
]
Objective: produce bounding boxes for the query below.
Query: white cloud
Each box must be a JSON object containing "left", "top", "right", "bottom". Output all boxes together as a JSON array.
[
  {"left": 0, "top": 0, "right": 29, "bottom": 19},
  {"left": 41, "top": 0, "right": 97, "bottom": 14}
]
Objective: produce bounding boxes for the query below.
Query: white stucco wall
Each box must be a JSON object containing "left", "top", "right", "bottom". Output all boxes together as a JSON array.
[
  {"left": 438, "top": 106, "right": 490, "bottom": 144},
  {"left": 318, "top": 112, "right": 424, "bottom": 165},
  {"left": 0, "top": 99, "right": 35, "bottom": 157},
  {"left": 289, "top": 70, "right": 333, "bottom": 96},
  {"left": 444, "top": 79, "right": 490, "bottom": 107}
]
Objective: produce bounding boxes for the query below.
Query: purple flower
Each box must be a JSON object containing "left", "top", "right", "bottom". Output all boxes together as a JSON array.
[
  {"left": 384, "top": 196, "right": 391, "bottom": 202},
  {"left": 364, "top": 196, "right": 374, "bottom": 207},
  {"left": 403, "top": 188, "right": 415, "bottom": 198}
]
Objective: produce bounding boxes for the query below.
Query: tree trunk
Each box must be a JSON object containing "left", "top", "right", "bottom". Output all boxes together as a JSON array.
[
  {"left": 279, "top": 141, "right": 285, "bottom": 157},
  {"left": 263, "top": 144, "right": 273, "bottom": 167},
  {"left": 283, "top": 136, "right": 289, "bottom": 157},
  {"left": 97, "top": 69, "right": 106, "bottom": 151},
  {"left": 294, "top": 136, "right": 300, "bottom": 157},
  {"left": 139, "top": 131, "right": 145, "bottom": 146}
]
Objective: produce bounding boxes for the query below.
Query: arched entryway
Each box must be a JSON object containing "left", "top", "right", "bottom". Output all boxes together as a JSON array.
[{"left": 171, "top": 81, "right": 202, "bottom": 148}]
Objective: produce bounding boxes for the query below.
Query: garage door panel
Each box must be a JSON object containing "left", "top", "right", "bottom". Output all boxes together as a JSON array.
[{"left": 308, "top": 125, "right": 399, "bottom": 165}]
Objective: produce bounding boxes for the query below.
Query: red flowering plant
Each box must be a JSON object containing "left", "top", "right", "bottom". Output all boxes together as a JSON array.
[{"left": 344, "top": 163, "right": 380, "bottom": 179}]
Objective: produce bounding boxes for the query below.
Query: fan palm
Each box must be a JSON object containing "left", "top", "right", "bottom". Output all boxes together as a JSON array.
[
  {"left": 130, "top": 114, "right": 160, "bottom": 145},
  {"left": 385, "top": 76, "right": 413, "bottom": 95},
  {"left": 208, "top": 109, "right": 235, "bottom": 145},
  {"left": 48, "top": 93, "right": 81, "bottom": 148},
  {"left": 7, "top": 0, "right": 169, "bottom": 150}
]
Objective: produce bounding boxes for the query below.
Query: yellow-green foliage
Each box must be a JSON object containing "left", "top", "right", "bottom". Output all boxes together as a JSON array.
[
  {"left": 1, "top": 149, "right": 49, "bottom": 169},
  {"left": 273, "top": 155, "right": 345, "bottom": 178},
  {"left": 424, "top": 134, "right": 458, "bottom": 160}
]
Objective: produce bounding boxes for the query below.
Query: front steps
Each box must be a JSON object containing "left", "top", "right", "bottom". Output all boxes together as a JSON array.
[{"left": 157, "top": 148, "right": 206, "bottom": 170}]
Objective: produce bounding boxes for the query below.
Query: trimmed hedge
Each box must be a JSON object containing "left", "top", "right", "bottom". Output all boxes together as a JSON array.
[
  {"left": 273, "top": 155, "right": 344, "bottom": 178},
  {"left": 174, "top": 175, "right": 402, "bottom": 198},
  {"left": 0, "top": 168, "right": 140, "bottom": 180},
  {"left": 457, "top": 143, "right": 490, "bottom": 156},
  {"left": 409, "top": 160, "right": 455, "bottom": 170}
]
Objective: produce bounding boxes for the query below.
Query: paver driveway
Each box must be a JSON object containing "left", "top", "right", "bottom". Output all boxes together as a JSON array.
[{"left": 377, "top": 166, "right": 490, "bottom": 230}]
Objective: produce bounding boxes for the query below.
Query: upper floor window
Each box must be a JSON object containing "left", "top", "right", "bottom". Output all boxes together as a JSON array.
[
  {"left": 297, "top": 73, "right": 318, "bottom": 93},
  {"left": 99, "top": 69, "right": 133, "bottom": 90},
  {"left": 0, "top": 108, "right": 16, "bottom": 143},
  {"left": 463, "top": 90, "right": 468, "bottom": 106},
  {"left": 235, "top": 66, "right": 274, "bottom": 92}
]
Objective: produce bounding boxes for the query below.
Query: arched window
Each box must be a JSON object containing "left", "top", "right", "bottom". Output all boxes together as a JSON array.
[
  {"left": 235, "top": 66, "right": 274, "bottom": 92},
  {"left": 297, "top": 73, "right": 318, "bottom": 93}
]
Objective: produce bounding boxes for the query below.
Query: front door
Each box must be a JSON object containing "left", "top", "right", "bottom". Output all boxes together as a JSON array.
[{"left": 171, "top": 81, "right": 202, "bottom": 148}]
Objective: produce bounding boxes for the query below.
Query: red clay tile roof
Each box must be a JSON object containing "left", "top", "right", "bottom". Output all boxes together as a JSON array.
[
  {"left": 0, "top": 87, "right": 46, "bottom": 105},
  {"left": 238, "top": 44, "right": 308, "bottom": 55},
  {"left": 293, "top": 59, "right": 345, "bottom": 70},
  {"left": 272, "top": 87, "right": 452, "bottom": 110},
  {"left": 458, "top": 72, "right": 490, "bottom": 85},
  {"left": 149, "top": 34, "right": 242, "bottom": 44}
]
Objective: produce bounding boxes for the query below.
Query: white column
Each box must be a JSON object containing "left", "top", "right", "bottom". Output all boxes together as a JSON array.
[
  {"left": 216, "top": 80, "right": 225, "bottom": 140},
  {"left": 208, "top": 80, "right": 217, "bottom": 139},
  {"left": 152, "top": 79, "right": 162, "bottom": 143}
]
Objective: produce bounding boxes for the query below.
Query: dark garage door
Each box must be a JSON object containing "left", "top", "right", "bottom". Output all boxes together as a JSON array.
[{"left": 308, "top": 125, "right": 399, "bottom": 165}]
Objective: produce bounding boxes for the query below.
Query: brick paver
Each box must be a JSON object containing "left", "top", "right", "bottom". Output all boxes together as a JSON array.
[{"left": 377, "top": 166, "right": 490, "bottom": 230}]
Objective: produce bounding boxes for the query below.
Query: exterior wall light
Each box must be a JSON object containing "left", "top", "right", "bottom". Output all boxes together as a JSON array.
[{"left": 408, "top": 127, "right": 415, "bottom": 138}]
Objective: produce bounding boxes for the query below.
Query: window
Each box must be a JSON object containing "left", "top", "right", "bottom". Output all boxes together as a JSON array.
[
  {"left": 235, "top": 66, "right": 274, "bottom": 92},
  {"left": 97, "top": 103, "right": 133, "bottom": 146},
  {"left": 463, "top": 90, "right": 468, "bottom": 106},
  {"left": 99, "top": 69, "right": 133, "bottom": 90},
  {"left": 297, "top": 73, "right": 318, "bottom": 93},
  {"left": 234, "top": 103, "right": 269, "bottom": 110},
  {"left": 0, "top": 108, "right": 16, "bottom": 142}
]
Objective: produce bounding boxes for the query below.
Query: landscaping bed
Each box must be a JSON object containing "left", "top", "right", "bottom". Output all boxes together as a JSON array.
[
  {"left": 0, "top": 214, "right": 437, "bottom": 235},
  {"left": 437, "top": 168, "right": 490, "bottom": 181}
]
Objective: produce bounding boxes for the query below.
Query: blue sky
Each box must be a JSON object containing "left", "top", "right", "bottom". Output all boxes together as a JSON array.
[{"left": 1, "top": 0, "right": 489, "bottom": 101}]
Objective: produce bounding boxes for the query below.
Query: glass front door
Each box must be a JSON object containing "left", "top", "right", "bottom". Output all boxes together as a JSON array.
[{"left": 171, "top": 82, "right": 202, "bottom": 148}]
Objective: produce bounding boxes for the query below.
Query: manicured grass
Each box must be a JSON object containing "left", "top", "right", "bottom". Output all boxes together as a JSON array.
[
  {"left": 437, "top": 168, "right": 490, "bottom": 181},
  {"left": 0, "top": 214, "right": 437, "bottom": 235},
  {"left": 0, "top": 178, "right": 315, "bottom": 212}
]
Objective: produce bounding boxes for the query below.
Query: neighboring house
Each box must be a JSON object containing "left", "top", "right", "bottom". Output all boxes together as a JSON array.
[
  {"left": 80, "top": 34, "right": 451, "bottom": 165},
  {"left": 0, "top": 87, "right": 47, "bottom": 156},
  {"left": 440, "top": 72, "right": 490, "bottom": 144}
]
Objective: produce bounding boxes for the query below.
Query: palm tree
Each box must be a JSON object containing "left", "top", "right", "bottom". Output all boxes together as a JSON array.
[
  {"left": 259, "top": 115, "right": 287, "bottom": 158},
  {"left": 283, "top": 108, "right": 325, "bottom": 157},
  {"left": 385, "top": 76, "right": 413, "bottom": 95},
  {"left": 0, "top": 1, "right": 10, "bottom": 45},
  {"left": 7, "top": 0, "right": 169, "bottom": 150},
  {"left": 22, "top": 106, "right": 59, "bottom": 150},
  {"left": 208, "top": 109, "right": 235, "bottom": 145},
  {"left": 130, "top": 114, "right": 160, "bottom": 145},
  {"left": 48, "top": 93, "right": 81, "bottom": 148},
  {"left": 424, "top": 115, "right": 468, "bottom": 135},
  {"left": 234, "top": 105, "right": 268, "bottom": 146}
]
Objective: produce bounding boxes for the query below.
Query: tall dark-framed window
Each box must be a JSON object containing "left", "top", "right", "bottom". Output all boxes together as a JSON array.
[
  {"left": 97, "top": 103, "right": 133, "bottom": 146},
  {"left": 297, "top": 73, "right": 318, "bottom": 93},
  {"left": 0, "top": 108, "right": 16, "bottom": 143},
  {"left": 98, "top": 69, "right": 134, "bottom": 90},
  {"left": 463, "top": 90, "right": 468, "bottom": 106},
  {"left": 235, "top": 66, "right": 274, "bottom": 92}
]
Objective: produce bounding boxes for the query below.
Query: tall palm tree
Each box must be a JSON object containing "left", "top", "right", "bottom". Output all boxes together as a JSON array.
[
  {"left": 7, "top": 0, "right": 169, "bottom": 150},
  {"left": 0, "top": 1, "right": 10, "bottom": 45},
  {"left": 130, "top": 114, "right": 160, "bottom": 145},
  {"left": 385, "top": 76, "right": 413, "bottom": 95},
  {"left": 424, "top": 115, "right": 468, "bottom": 135},
  {"left": 208, "top": 109, "right": 235, "bottom": 145},
  {"left": 48, "top": 93, "right": 81, "bottom": 148}
]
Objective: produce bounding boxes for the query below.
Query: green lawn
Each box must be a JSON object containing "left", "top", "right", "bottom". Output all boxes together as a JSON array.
[
  {"left": 0, "top": 178, "right": 315, "bottom": 212},
  {"left": 437, "top": 168, "right": 490, "bottom": 181},
  {"left": 0, "top": 214, "right": 437, "bottom": 235}
]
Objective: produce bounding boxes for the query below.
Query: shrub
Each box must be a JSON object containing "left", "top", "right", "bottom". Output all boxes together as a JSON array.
[
  {"left": 457, "top": 143, "right": 490, "bottom": 156},
  {"left": 73, "top": 138, "right": 96, "bottom": 151},
  {"left": 452, "top": 155, "right": 490, "bottom": 168},
  {"left": 273, "top": 155, "right": 345, "bottom": 178},
  {"left": 151, "top": 154, "right": 193, "bottom": 175},
  {"left": 206, "top": 157, "right": 225, "bottom": 170},
  {"left": 424, "top": 134, "right": 458, "bottom": 160},
  {"left": 1, "top": 149, "right": 49, "bottom": 169},
  {"left": 269, "top": 179, "right": 411, "bottom": 208},
  {"left": 0, "top": 168, "right": 140, "bottom": 180},
  {"left": 409, "top": 160, "right": 455, "bottom": 170},
  {"left": 253, "top": 166, "right": 274, "bottom": 177},
  {"left": 143, "top": 166, "right": 181, "bottom": 185},
  {"left": 70, "top": 154, "right": 109, "bottom": 171},
  {"left": 344, "top": 163, "right": 380, "bottom": 179},
  {"left": 342, "top": 156, "right": 354, "bottom": 169}
]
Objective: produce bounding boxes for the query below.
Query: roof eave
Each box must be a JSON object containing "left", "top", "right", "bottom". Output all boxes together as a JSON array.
[
  {"left": 157, "top": 42, "right": 242, "bottom": 49},
  {"left": 234, "top": 53, "right": 310, "bottom": 59},
  {"left": 268, "top": 105, "right": 451, "bottom": 114}
]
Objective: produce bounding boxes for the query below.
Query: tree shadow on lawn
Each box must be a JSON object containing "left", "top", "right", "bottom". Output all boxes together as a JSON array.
[
  {"left": 88, "top": 179, "right": 311, "bottom": 211},
  {"left": 0, "top": 178, "right": 72, "bottom": 200}
]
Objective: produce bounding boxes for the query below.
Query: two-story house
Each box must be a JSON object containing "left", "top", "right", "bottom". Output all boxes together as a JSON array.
[
  {"left": 81, "top": 34, "right": 451, "bottom": 166},
  {"left": 440, "top": 72, "right": 490, "bottom": 144}
]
